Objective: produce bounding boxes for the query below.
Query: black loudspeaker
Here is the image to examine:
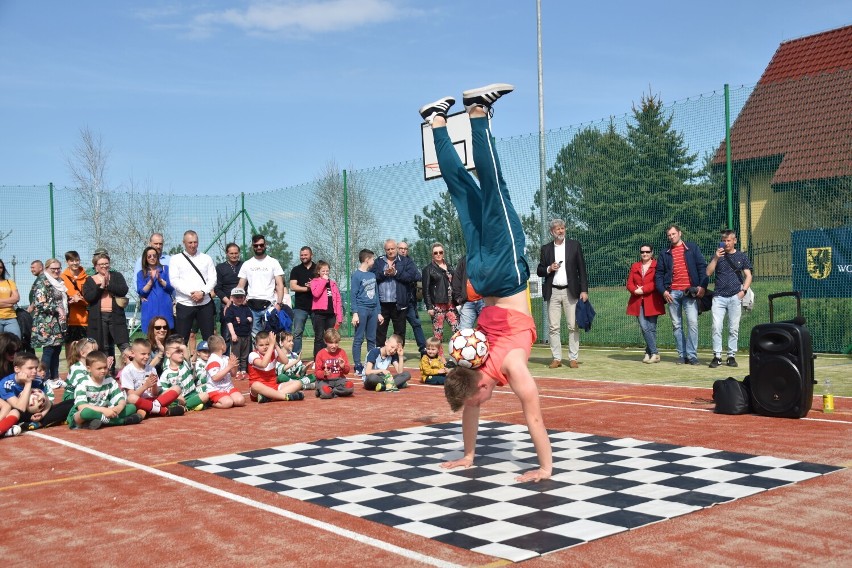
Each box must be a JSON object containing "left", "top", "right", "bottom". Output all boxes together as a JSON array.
[{"left": 749, "top": 292, "right": 816, "bottom": 418}]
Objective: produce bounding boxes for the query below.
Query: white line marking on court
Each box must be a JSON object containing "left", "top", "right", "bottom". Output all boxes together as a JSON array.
[
  {"left": 412, "top": 382, "right": 852, "bottom": 425},
  {"left": 30, "top": 432, "right": 466, "bottom": 568}
]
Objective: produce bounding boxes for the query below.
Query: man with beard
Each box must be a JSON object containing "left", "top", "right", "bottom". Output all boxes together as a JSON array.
[
  {"left": 238, "top": 235, "right": 288, "bottom": 338},
  {"left": 288, "top": 246, "right": 316, "bottom": 355}
]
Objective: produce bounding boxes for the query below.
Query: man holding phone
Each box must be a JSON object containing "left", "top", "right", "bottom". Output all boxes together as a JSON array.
[
  {"left": 706, "top": 230, "right": 752, "bottom": 368},
  {"left": 537, "top": 219, "right": 589, "bottom": 369}
]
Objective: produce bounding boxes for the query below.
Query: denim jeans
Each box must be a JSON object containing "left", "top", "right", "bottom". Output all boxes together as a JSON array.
[
  {"left": 0, "top": 318, "right": 21, "bottom": 338},
  {"left": 41, "top": 344, "right": 62, "bottom": 381},
  {"left": 291, "top": 308, "right": 310, "bottom": 355},
  {"left": 352, "top": 308, "right": 378, "bottom": 366},
  {"left": 637, "top": 305, "right": 658, "bottom": 355},
  {"left": 458, "top": 299, "right": 485, "bottom": 330},
  {"left": 668, "top": 290, "right": 699, "bottom": 361},
  {"left": 406, "top": 301, "right": 427, "bottom": 353},
  {"left": 711, "top": 294, "right": 742, "bottom": 358}
]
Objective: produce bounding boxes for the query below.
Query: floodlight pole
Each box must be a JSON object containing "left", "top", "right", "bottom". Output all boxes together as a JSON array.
[{"left": 537, "top": 0, "right": 550, "bottom": 341}]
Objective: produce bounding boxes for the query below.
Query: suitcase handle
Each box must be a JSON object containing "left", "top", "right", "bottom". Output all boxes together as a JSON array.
[{"left": 768, "top": 291, "right": 802, "bottom": 323}]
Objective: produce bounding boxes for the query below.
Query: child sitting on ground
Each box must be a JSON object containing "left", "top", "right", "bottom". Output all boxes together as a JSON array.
[
  {"left": 314, "top": 328, "right": 353, "bottom": 399},
  {"left": 363, "top": 334, "right": 411, "bottom": 391},
  {"left": 68, "top": 351, "right": 141, "bottom": 429},
  {"left": 119, "top": 338, "right": 184, "bottom": 419},
  {"left": 159, "top": 335, "right": 209, "bottom": 412},
  {"left": 248, "top": 330, "right": 304, "bottom": 403},
  {"left": 64, "top": 339, "right": 102, "bottom": 401},
  {"left": 203, "top": 335, "right": 246, "bottom": 409},
  {"left": 276, "top": 331, "right": 315, "bottom": 390},
  {"left": 0, "top": 398, "right": 21, "bottom": 437},
  {"left": 1, "top": 353, "right": 75, "bottom": 431},
  {"left": 419, "top": 336, "right": 450, "bottom": 385}
]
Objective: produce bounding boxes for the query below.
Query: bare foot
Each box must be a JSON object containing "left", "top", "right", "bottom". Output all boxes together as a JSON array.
[
  {"left": 515, "top": 468, "right": 551, "bottom": 483},
  {"left": 441, "top": 457, "right": 473, "bottom": 470}
]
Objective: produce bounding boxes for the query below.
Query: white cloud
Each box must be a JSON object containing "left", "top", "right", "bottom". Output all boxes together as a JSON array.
[{"left": 187, "top": 0, "right": 411, "bottom": 37}]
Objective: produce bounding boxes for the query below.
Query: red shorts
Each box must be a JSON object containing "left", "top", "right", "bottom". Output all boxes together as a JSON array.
[
  {"left": 476, "top": 306, "right": 536, "bottom": 387},
  {"left": 209, "top": 387, "right": 241, "bottom": 404}
]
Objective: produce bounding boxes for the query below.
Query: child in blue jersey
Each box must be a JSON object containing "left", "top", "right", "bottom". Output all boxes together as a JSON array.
[
  {"left": 1, "top": 352, "right": 75, "bottom": 431},
  {"left": 419, "top": 84, "right": 552, "bottom": 483},
  {"left": 350, "top": 249, "right": 382, "bottom": 376}
]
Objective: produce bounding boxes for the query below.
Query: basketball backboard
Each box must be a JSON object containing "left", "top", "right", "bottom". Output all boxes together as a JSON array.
[{"left": 421, "top": 111, "right": 473, "bottom": 181}]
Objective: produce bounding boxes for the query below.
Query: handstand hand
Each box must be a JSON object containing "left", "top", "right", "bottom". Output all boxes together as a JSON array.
[
  {"left": 515, "top": 467, "right": 551, "bottom": 483},
  {"left": 441, "top": 456, "right": 473, "bottom": 470}
]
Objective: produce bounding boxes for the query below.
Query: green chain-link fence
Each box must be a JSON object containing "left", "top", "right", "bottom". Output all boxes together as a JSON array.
[{"left": 3, "top": 82, "right": 850, "bottom": 352}]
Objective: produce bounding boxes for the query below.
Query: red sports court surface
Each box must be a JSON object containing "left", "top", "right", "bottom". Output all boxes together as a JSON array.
[{"left": 3, "top": 375, "right": 850, "bottom": 567}]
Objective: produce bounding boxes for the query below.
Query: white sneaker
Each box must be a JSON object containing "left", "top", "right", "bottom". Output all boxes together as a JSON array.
[
  {"left": 3, "top": 424, "right": 22, "bottom": 437},
  {"left": 649, "top": 354, "right": 661, "bottom": 364},
  {"left": 642, "top": 353, "right": 651, "bottom": 363}
]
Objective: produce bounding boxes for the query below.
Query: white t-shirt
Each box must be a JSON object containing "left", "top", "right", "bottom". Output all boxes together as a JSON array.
[
  {"left": 238, "top": 256, "right": 285, "bottom": 302},
  {"left": 205, "top": 352, "right": 234, "bottom": 392},
  {"left": 119, "top": 363, "right": 158, "bottom": 400},
  {"left": 552, "top": 241, "right": 568, "bottom": 287}
]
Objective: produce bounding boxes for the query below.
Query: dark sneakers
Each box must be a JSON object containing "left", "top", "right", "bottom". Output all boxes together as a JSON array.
[
  {"left": 462, "top": 83, "right": 514, "bottom": 113},
  {"left": 709, "top": 357, "right": 722, "bottom": 368},
  {"left": 123, "top": 414, "right": 143, "bottom": 426},
  {"left": 418, "top": 96, "right": 455, "bottom": 124},
  {"left": 727, "top": 357, "right": 738, "bottom": 367}
]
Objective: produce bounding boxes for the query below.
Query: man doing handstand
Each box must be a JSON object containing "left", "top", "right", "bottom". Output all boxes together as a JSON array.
[{"left": 419, "top": 83, "right": 552, "bottom": 483}]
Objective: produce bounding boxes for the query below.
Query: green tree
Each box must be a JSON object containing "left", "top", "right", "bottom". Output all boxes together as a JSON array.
[
  {"left": 255, "top": 220, "right": 292, "bottom": 270},
  {"left": 411, "top": 190, "right": 465, "bottom": 269}
]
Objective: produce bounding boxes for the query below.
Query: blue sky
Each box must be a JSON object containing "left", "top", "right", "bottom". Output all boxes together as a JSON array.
[{"left": 0, "top": 0, "right": 848, "bottom": 196}]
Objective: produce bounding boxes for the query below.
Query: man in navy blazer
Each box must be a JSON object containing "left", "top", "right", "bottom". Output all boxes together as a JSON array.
[{"left": 536, "top": 219, "right": 588, "bottom": 369}]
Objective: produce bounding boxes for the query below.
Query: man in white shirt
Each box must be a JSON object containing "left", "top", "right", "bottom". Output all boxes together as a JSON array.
[
  {"left": 169, "top": 230, "right": 217, "bottom": 342},
  {"left": 237, "top": 234, "right": 289, "bottom": 337}
]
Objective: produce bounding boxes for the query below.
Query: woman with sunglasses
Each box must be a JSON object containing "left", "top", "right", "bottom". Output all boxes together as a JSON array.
[
  {"left": 146, "top": 316, "right": 170, "bottom": 374},
  {"left": 626, "top": 244, "right": 666, "bottom": 363},
  {"left": 32, "top": 258, "right": 68, "bottom": 383},
  {"left": 421, "top": 242, "right": 459, "bottom": 345},
  {"left": 137, "top": 246, "right": 175, "bottom": 335}
]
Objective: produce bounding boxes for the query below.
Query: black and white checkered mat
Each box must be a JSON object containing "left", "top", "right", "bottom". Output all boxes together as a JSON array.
[{"left": 183, "top": 421, "right": 842, "bottom": 562}]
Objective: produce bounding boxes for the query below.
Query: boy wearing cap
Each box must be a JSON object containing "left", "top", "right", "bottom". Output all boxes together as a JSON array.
[{"left": 223, "top": 287, "right": 253, "bottom": 379}]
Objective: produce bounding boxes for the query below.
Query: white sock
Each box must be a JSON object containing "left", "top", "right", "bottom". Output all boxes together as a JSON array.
[{"left": 150, "top": 400, "right": 162, "bottom": 414}]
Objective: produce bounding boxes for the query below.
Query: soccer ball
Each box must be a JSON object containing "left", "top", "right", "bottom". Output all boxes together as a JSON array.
[{"left": 448, "top": 328, "right": 489, "bottom": 369}]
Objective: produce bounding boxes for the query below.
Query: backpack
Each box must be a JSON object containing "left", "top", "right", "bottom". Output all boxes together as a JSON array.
[
  {"left": 15, "top": 307, "right": 35, "bottom": 354},
  {"left": 262, "top": 305, "right": 293, "bottom": 333},
  {"left": 713, "top": 376, "right": 752, "bottom": 415}
]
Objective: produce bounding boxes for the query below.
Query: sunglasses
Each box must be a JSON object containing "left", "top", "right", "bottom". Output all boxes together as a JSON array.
[
  {"left": 154, "top": 325, "right": 169, "bottom": 330},
  {"left": 433, "top": 251, "right": 444, "bottom": 255},
  {"left": 640, "top": 250, "right": 652, "bottom": 254}
]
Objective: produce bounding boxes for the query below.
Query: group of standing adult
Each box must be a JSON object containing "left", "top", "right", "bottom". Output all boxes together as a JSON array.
[{"left": 626, "top": 224, "right": 752, "bottom": 367}]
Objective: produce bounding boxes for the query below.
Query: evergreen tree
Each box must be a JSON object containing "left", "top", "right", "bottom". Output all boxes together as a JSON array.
[{"left": 411, "top": 190, "right": 465, "bottom": 268}]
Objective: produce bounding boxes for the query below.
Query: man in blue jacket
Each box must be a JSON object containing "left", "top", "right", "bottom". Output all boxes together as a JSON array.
[
  {"left": 654, "top": 225, "right": 708, "bottom": 365},
  {"left": 373, "top": 239, "right": 419, "bottom": 348}
]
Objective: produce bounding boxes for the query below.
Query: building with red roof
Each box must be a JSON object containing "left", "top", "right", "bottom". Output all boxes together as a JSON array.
[{"left": 712, "top": 25, "right": 851, "bottom": 265}]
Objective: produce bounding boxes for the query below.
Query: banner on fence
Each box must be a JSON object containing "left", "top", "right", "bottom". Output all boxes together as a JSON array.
[{"left": 792, "top": 227, "right": 852, "bottom": 298}]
